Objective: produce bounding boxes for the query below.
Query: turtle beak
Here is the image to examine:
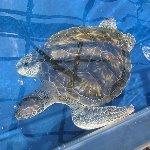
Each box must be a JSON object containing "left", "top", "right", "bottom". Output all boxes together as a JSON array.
[{"left": 16, "top": 60, "right": 23, "bottom": 75}]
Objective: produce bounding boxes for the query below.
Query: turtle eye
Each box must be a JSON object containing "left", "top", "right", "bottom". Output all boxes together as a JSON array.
[{"left": 24, "top": 62, "right": 29, "bottom": 67}]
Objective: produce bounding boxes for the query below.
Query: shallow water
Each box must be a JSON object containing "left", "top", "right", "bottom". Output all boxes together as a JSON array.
[{"left": 0, "top": 0, "right": 150, "bottom": 149}]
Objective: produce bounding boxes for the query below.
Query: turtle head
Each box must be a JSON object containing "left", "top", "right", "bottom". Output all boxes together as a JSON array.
[
  {"left": 15, "top": 96, "right": 45, "bottom": 120},
  {"left": 16, "top": 51, "right": 42, "bottom": 77}
]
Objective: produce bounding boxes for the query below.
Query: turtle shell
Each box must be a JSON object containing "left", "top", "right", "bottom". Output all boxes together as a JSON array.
[{"left": 40, "top": 26, "right": 132, "bottom": 106}]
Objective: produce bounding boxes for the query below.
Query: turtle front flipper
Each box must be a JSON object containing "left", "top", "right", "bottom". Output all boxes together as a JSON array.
[
  {"left": 69, "top": 100, "right": 134, "bottom": 129},
  {"left": 15, "top": 81, "right": 59, "bottom": 120}
]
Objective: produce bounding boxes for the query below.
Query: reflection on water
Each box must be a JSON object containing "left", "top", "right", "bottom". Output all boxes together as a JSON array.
[
  {"left": 0, "top": 0, "right": 150, "bottom": 149},
  {"left": 142, "top": 46, "right": 150, "bottom": 60}
]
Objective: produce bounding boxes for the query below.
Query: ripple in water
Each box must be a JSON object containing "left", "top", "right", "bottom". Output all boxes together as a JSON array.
[{"left": 142, "top": 46, "right": 150, "bottom": 61}]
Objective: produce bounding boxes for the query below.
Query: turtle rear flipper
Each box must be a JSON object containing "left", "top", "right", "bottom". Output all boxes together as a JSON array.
[
  {"left": 99, "top": 17, "right": 117, "bottom": 30},
  {"left": 70, "top": 102, "right": 134, "bottom": 130}
]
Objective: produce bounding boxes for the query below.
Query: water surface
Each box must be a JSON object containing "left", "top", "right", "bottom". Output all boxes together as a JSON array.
[{"left": 0, "top": 0, "right": 150, "bottom": 149}]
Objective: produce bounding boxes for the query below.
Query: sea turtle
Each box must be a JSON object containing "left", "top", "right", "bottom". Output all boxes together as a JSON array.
[{"left": 15, "top": 18, "right": 135, "bottom": 130}]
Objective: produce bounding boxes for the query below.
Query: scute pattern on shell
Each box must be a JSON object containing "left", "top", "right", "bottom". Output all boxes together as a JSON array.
[
  {"left": 42, "top": 26, "right": 132, "bottom": 106},
  {"left": 45, "top": 26, "right": 135, "bottom": 52}
]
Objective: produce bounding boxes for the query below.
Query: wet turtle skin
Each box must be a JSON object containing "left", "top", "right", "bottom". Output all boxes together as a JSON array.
[{"left": 15, "top": 18, "right": 135, "bottom": 129}]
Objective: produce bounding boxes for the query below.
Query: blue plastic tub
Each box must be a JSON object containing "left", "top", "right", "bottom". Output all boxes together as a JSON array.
[{"left": 0, "top": 0, "right": 150, "bottom": 150}]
